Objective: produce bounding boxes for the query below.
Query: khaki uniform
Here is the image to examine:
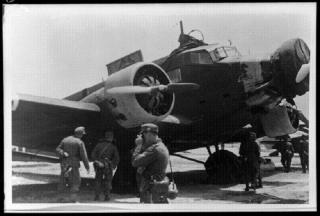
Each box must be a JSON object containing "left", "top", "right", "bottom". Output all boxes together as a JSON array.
[
  {"left": 132, "top": 139, "right": 169, "bottom": 203},
  {"left": 56, "top": 135, "right": 90, "bottom": 193},
  {"left": 91, "top": 138, "right": 120, "bottom": 198},
  {"left": 239, "top": 140, "right": 260, "bottom": 190}
]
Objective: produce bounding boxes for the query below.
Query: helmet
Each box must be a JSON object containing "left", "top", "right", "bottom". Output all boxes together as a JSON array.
[{"left": 74, "top": 126, "right": 86, "bottom": 135}]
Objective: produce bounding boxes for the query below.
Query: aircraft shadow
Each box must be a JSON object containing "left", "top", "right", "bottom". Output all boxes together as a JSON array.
[{"left": 199, "top": 191, "right": 307, "bottom": 204}]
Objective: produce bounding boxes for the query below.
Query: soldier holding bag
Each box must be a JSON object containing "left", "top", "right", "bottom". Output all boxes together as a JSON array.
[{"left": 132, "top": 123, "right": 171, "bottom": 203}]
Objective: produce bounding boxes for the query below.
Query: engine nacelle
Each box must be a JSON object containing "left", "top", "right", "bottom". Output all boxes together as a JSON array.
[
  {"left": 105, "top": 62, "right": 175, "bottom": 128},
  {"left": 270, "top": 38, "right": 310, "bottom": 98}
]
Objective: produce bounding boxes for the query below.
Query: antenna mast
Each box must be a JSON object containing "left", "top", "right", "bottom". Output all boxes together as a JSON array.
[{"left": 179, "top": 20, "right": 184, "bottom": 35}]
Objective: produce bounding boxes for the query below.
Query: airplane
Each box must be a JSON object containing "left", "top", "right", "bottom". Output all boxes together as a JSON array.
[{"left": 11, "top": 21, "right": 310, "bottom": 186}]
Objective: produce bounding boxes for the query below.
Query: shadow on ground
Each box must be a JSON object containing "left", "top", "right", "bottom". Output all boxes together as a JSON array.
[
  {"left": 12, "top": 167, "right": 307, "bottom": 203},
  {"left": 198, "top": 190, "right": 307, "bottom": 204}
]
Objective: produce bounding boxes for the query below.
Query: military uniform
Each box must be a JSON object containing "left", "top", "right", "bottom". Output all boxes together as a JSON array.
[
  {"left": 56, "top": 134, "right": 90, "bottom": 194},
  {"left": 132, "top": 124, "right": 170, "bottom": 203},
  {"left": 239, "top": 138, "right": 261, "bottom": 191},
  {"left": 279, "top": 141, "right": 294, "bottom": 172},
  {"left": 91, "top": 138, "right": 120, "bottom": 200}
]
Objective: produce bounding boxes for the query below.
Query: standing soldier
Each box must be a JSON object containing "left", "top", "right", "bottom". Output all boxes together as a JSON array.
[
  {"left": 91, "top": 131, "right": 120, "bottom": 201},
  {"left": 279, "top": 136, "right": 295, "bottom": 173},
  {"left": 56, "top": 126, "right": 90, "bottom": 202},
  {"left": 132, "top": 123, "right": 170, "bottom": 203},
  {"left": 292, "top": 135, "right": 309, "bottom": 173},
  {"left": 132, "top": 134, "right": 145, "bottom": 198},
  {"left": 239, "top": 132, "right": 261, "bottom": 191},
  {"left": 298, "top": 135, "right": 309, "bottom": 173}
]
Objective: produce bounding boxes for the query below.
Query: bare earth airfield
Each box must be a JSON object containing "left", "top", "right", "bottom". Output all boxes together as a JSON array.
[{"left": 12, "top": 143, "right": 308, "bottom": 204}]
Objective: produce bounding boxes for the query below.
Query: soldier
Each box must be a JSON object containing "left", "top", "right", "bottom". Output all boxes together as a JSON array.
[
  {"left": 298, "top": 135, "right": 309, "bottom": 173},
  {"left": 279, "top": 136, "right": 295, "bottom": 173},
  {"left": 132, "top": 123, "right": 170, "bottom": 203},
  {"left": 91, "top": 131, "right": 120, "bottom": 201},
  {"left": 131, "top": 134, "right": 144, "bottom": 198},
  {"left": 239, "top": 132, "right": 261, "bottom": 191},
  {"left": 56, "top": 126, "right": 90, "bottom": 202}
]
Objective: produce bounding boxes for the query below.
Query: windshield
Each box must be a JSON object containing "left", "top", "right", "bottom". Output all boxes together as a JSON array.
[{"left": 210, "top": 46, "right": 240, "bottom": 60}]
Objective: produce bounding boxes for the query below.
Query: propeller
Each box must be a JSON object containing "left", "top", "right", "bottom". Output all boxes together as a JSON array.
[
  {"left": 107, "top": 83, "right": 200, "bottom": 95},
  {"left": 296, "top": 63, "right": 310, "bottom": 83}
]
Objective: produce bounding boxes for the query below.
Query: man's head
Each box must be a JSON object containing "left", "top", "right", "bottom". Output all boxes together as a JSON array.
[
  {"left": 74, "top": 126, "right": 86, "bottom": 138},
  {"left": 104, "top": 131, "right": 114, "bottom": 143},
  {"left": 140, "top": 123, "right": 159, "bottom": 145}
]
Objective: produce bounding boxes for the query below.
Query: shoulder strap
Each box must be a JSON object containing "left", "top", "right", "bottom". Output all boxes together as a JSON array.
[{"left": 98, "top": 142, "right": 110, "bottom": 160}]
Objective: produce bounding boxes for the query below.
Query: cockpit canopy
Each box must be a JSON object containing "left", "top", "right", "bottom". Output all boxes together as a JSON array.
[
  {"left": 182, "top": 44, "right": 241, "bottom": 64},
  {"left": 161, "top": 44, "right": 241, "bottom": 70}
]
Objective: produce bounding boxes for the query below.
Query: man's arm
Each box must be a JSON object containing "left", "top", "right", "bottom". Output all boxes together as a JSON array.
[
  {"left": 90, "top": 144, "right": 99, "bottom": 161},
  {"left": 239, "top": 142, "right": 244, "bottom": 156},
  {"left": 79, "top": 142, "right": 90, "bottom": 170},
  {"left": 256, "top": 142, "right": 261, "bottom": 157},
  {"left": 132, "top": 145, "right": 157, "bottom": 168},
  {"left": 111, "top": 146, "right": 120, "bottom": 169},
  {"left": 56, "top": 140, "right": 65, "bottom": 157}
]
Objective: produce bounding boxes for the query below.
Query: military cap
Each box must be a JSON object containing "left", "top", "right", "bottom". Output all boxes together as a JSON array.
[
  {"left": 74, "top": 126, "right": 86, "bottom": 135},
  {"left": 141, "top": 123, "right": 159, "bottom": 134}
]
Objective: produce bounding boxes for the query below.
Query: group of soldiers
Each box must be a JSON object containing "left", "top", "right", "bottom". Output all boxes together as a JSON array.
[
  {"left": 271, "top": 135, "right": 309, "bottom": 173},
  {"left": 56, "top": 124, "right": 308, "bottom": 202},
  {"left": 239, "top": 131, "right": 309, "bottom": 192},
  {"left": 56, "top": 123, "right": 171, "bottom": 203}
]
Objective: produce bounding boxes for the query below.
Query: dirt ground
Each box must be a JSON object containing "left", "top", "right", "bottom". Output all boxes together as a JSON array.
[{"left": 10, "top": 143, "right": 309, "bottom": 205}]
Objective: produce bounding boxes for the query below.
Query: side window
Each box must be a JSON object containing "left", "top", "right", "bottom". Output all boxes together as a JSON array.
[
  {"left": 189, "top": 51, "right": 213, "bottom": 64},
  {"left": 212, "top": 48, "right": 227, "bottom": 60}
]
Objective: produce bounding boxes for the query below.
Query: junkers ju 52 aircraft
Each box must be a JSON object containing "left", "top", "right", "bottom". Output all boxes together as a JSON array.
[{"left": 12, "top": 21, "right": 310, "bottom": 185}]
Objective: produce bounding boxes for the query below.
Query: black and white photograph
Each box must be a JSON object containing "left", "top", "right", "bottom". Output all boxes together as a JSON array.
[{"left": 3, "top": 3, "right": 316, "bottom": 212}]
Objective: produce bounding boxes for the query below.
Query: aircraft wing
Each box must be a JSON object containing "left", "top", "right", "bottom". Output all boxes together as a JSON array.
[{"left": 12, "top": 93, "right": 101, "bottom": 153}]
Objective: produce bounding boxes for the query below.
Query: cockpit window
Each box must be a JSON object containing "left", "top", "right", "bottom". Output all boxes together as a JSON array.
[
  {"left": 213, "top": 48, "right": 227, "bottom": 60},
  {"left": 189, "top": 51, "right": 213, "bottom": 64},
  {"left": 224, "top": 47, "right": 240, "bottom": 57},
  {"left": 210, "top": 46, "right": 240, "bottom": 61}
]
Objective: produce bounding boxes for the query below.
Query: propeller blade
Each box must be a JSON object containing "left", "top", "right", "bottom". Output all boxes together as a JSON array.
[
  {"left": 107, "top": 83, "right": 200, "bottom": 95},
  {"left": 166, "top": 83, "right": 200, "bottom": 93},
  {"left": 107, "top": 86, "right": 153, "bottom": 94},
  {"left": 296, "top": 63, "right": 310, "bottom": 83}
]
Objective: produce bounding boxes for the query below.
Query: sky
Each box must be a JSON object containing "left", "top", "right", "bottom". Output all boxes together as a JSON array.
[{"left": 3, "top": 3, "right": 315, "bottom": 117}]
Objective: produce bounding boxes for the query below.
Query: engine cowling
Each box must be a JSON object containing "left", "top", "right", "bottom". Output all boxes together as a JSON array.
[
  {"left": 105, "top": 62, "right": 175, "bottom": 128},
  {"left": 270, "top": 38, "right": 310, "bottom": 98}
]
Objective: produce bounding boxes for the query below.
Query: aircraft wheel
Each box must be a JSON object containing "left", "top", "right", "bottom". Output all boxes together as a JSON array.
[{"left": 204, "top": 150, "right": 243, "bottom": 184}]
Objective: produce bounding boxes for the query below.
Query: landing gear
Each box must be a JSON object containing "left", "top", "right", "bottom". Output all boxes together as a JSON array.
[{"left": 204, "top": 143, "right": 242, "bottom": 184}]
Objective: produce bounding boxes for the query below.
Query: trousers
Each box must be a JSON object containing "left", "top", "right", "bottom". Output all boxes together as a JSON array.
[
  {"left": 58, "top": 164, "right": 81, "bottom": 193},
  {"left": 94, "top": 166, "right": 114, "bottom": 196}
]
